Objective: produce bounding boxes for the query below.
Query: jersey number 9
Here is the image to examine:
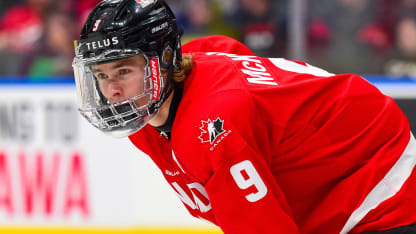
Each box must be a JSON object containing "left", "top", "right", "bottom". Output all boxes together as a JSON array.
[{"left": 230, "top": 160, "right": 268, "bottom": 202}]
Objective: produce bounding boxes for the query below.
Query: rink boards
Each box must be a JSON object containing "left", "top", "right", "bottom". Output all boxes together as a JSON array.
[
  {"left": 0, "top": 82, "right": 221, "bottom": 233},
  {"left": 0, "top": 77, "right": 414, "bottom": 233}
]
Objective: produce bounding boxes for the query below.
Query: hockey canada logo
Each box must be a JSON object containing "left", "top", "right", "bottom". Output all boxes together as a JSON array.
[
  {"left": 199, "top": 117, "right": 225, "bottom": 144},
  {"left": 198, "top": 117, "right": 232, "bottom": 151}
]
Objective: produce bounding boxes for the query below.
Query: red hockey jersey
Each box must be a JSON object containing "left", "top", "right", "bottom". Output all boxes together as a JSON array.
[{"left": 129, "top": 36, "right": 416, "bottom": 234}]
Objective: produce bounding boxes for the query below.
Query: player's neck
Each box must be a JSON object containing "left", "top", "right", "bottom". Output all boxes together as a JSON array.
[{"left": 149, "top": 90, "right": 174, "bottom": 127}]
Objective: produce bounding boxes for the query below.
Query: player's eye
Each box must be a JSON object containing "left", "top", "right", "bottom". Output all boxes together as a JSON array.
[
  {"left": 95, "top": 73, "right": 108, "bottom": 80},
  {"left": 119, "top": 69, "right": 130, "bottom": 75}
]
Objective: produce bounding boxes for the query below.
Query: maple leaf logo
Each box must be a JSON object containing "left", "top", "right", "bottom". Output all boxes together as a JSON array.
[{"left": 198, "top": 117, "right": 226, "bottom": 144}]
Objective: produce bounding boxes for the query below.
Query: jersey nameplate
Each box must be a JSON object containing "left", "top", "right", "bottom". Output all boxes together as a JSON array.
[{"left": 206, "top": 52, "right": 278, "bottom": 86}]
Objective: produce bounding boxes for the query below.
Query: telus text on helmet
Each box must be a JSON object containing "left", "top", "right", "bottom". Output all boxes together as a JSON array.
[{"left": 85, "top": 37, "right": 119, "bottom": 51}]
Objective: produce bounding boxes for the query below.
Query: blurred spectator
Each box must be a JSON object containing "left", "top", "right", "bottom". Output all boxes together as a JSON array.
[
  {"left": 165, "top": 0, "right": 188, "bottom": 28},
  {"left": 0, "top": 0, "right": 413, "bottom": 78},
  {"left": 20, "top": 12, "right": 76, "bottom": 78},
  {"left": 0, "top": 0, "right": 22, "bottom": 17},
  {"left": 384, "top": 16, "right": 416, "bottom": 79},
  {"left": 180, "top": 0, "right": 237, "bottom": 43},
  {"left": 184, "top": 0, "right": 213, "bottom": 35},
  {"left": 307, "top": 0, "right": 391, "bottom": 74},
  {"left": 180, "top": 0, "right": 215, "bottom": 42},
  {"left": 74, "top": 0, "right": 101, "bottom": 31},
  {"left": 375, "top": 0, "right": 399, "bottom": 44},
  {"left": 236, "top": 0, "right": 287, "bottom": 57},
  {"left": 0, "top": 0, "right": 53, "bottom": 76},
  {"left": 399, "top": 0, "right": 416, "bottom": 18},
  {"left": 0, "top": 0, "right": 52, "bottom": 53},
  {"left": 307, "top": 0, "right": 334, "bottom": 49}
]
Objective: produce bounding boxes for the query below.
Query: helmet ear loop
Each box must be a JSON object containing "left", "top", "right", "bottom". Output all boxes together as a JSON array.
[
  {"left": 173, "top": 29, "right": 183, "bottom": 68},
  {"left": 161, "top": 45, "right": 173, "bottom": 69}
]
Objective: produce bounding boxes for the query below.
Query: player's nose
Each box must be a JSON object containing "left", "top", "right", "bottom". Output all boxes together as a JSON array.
[{"left": 107, "top": 82, "right": 124, "bottom": 103}]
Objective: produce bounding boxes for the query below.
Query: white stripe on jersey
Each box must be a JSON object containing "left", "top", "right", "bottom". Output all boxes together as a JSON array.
[
  {"left": 172, "top": 150, "right": 186, "bottom": 174},
  {"left": 341, "top": 132, "right": 416, "bottom": 234}
]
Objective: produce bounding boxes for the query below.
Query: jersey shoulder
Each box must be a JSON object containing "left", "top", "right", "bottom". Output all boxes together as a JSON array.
[{"left": 182, "top": 35, "right": 255, "bottom": 56}]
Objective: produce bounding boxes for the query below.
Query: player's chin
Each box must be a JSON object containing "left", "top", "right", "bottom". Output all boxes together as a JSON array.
[{"left": 134, "top": 96, "right": 150, "bottom": 108}]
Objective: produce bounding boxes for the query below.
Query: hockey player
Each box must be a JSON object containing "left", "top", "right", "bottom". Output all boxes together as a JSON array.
[{"left": 72, "top": 0, "right": 416, "bottom": 233}]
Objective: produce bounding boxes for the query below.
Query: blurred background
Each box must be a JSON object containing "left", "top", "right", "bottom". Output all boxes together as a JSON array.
[
  {"left": 0, "top": 0, "right": 416, "bottom": 78},
  {"left": 0, "top": 0, "right": 415, "bottom": 233}
]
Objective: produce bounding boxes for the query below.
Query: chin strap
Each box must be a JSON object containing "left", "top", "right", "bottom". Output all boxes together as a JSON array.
[{"left": 155, "top": 84, "right": 183, "bottom": 139}]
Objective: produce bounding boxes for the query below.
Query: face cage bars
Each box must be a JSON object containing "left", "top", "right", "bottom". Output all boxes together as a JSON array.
[{"left": 80, "top": 90, "right": 157, "bottom": 130}]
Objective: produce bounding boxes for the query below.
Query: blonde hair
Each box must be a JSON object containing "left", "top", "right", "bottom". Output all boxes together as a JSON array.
[{"left": 172, "top": 54, "right": 194, "bottom": 83}]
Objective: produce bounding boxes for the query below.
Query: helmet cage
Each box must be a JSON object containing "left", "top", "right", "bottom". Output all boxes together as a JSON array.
[
  {"left": 73, "top": 0, "right": 182, "bottom": 137},
  {"left": 73, "top": 48, "right": 164, "bottom": 137}
]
